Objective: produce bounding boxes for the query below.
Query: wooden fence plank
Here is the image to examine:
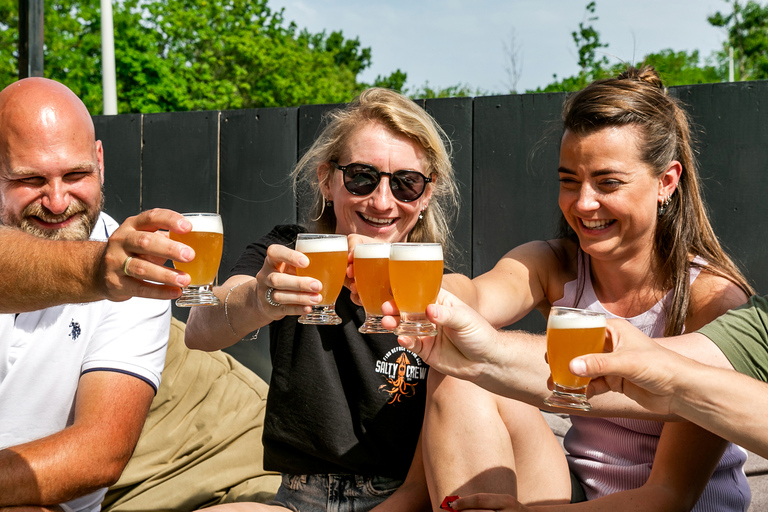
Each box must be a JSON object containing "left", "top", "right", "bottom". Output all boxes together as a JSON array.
[
  {"left": 673, "top": 82, "right": 768, "bottom": 295},
  {"left": 473, "top": 93, "right": 564, "bottom": 332},
  {"left": 142, "top": 110, "right": 219, "bottom": 321},
  {"left": 426, "top": 97, "right": 473, "bottom": 275},
  {"left": 142, "top": 111, "right": 219, "bottom": 213},
  {"left": 93, "top": 113, "right": 142, "bottom": 223},
  {"left": 219, "top": 107, "right": 299, "bottom": 278},
  {"left": 296, "top": 103, "right": 340, "bottom": 226}
]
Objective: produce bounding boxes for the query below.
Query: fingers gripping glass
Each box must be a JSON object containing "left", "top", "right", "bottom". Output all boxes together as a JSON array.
[{"left": 331, "top": 161, "right": 432, "bottom": 202}]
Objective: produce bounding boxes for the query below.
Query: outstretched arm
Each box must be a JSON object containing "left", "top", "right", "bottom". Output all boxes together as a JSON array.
[
  {"left": 0, "top": 371, "right": 154, "bottom": 507},
  {"left": 388, "top": 290, "right": 677, "bottom": 420},
  {"left": 185, "top": 243, "right": 318, "bottom": 352},
  {"left": 1, "top": 209, "right": 194, "bottom": 313},
  {"left": 572, "top": 320, "right": 768, "bottom": 457}
]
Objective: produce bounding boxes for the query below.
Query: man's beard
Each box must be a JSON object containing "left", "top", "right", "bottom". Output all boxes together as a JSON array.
[{"left": 13, "top": 194, "right": 103, "bottom": 241}]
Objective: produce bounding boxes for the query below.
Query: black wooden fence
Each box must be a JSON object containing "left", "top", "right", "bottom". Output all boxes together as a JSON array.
[{"left": 93, "top": 81, "right": 768, "bottom": 379}]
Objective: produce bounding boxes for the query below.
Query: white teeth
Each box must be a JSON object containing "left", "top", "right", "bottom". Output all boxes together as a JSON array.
[
  {"left": 361, "top": 213, "right": 394, "bottom": 226},
  {"left": 582, "top": 219, "right": 613, "bottom": 230}
]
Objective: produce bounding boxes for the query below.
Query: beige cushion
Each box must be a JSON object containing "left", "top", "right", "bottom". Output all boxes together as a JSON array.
[{"left": 103, "top": 318, "right": 280, "bottom": 511}]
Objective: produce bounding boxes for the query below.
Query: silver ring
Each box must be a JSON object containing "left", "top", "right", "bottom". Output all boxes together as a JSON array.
[
  {"left": 122, "top": 256, "right": 134, "bottom": 277},
  {"left": 265, "top": 287, "right": 281, "bottom": 307}
]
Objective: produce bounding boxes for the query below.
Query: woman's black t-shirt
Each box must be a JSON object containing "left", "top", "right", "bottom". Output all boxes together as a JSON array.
[{"left": 230, "top": 225, "right": 429, "bottom": 478}]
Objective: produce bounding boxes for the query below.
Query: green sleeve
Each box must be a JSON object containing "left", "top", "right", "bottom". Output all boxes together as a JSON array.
[{"left": 697, "top": 295, "right": 768, "bottom": 382}]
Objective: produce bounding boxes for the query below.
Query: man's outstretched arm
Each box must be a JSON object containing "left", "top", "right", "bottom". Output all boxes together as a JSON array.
[
  {"left": 571, "top": 321, "right": 768, "bottom": 458},
  {"left": 1, "top": 209, "right": 194, "bottom": 313}
]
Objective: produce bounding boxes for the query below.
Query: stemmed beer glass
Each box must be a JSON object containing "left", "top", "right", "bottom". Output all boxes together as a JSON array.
[
  {"left": 543, "top": 306, "right": 606, "bottom": 411},
  {"left": 170, "top": 212, "right": 224, "bottom": 307},
  {"left": 389, "top": 242, "right": 443, "bottom": 336},
  {"left": 295, "top": 233, "right": 348, "bottom": 325},
  {"left": 353, "top": 243, "right": 393, "bottom": 333}
]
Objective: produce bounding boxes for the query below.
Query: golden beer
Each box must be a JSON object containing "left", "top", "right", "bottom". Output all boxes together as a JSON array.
[
  {"left": 354, "top": 243, "right": 393, "bottom": 333},
  {"left": 354, "top": 243, "right": 393, "bottom": 315},
  {"left": 547, "top": 326, "right": 606, "bottom": 389},
  {"left": 170, "top": 231, "right": 224, "bottom": 286},
  {"left": 296, "top": 250, "right": 348, "bottom": 306},
  {"left": 389, "top": 259, "right": 443, "bottom": 313},
  {"left": 389, "top": 243, "right": 443, "bottom": 336},
  {"left": 295, "top": 234, "right": 348, "bottom": 325},
  {"left": 544, "top": 307, "right": 606, "bottom": 410},
  {"left": 170, "top": 213, "right": 223, "bottom": 307}
]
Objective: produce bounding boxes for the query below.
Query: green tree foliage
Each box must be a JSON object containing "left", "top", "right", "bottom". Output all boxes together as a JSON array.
[
  {"left": 709, "top": 0, "right": 768, "bottom": 80},
  {"left": 0, "top": 0, "right": 107, "bottom": 109},
  {"left": 0, "top": 0, "right": 393, "bottom": 113},
  {"left": 573, "top": 1, "right": 609, "bottom": 78},
  {"left": 371, "top": 69, "right": 408, "bottom": 94},
  {"left": 533, "top": 1, "right": 613, "bottom": 93},
  {"left": 409, "top": 82, "right": 486, "bottom": 99},
  {"left": 534, "top": 1, "right": 727, "bottom": 93},
  {"left": 640, "top": 49, "right": 721, "bottom": 85}
]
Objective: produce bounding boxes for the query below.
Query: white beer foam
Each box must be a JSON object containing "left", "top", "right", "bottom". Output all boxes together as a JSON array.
[
  {"left": 354, "top": 243, "right": 391, "bottom": 259},
  {"left": 184, "top": 214, "right": 223, "bottom": 233},
  {"left": 548, "top": 310, "right": 606, "bottom": 329},
  {"left": 296, "top": 235, "right": 348, "bottom": 253},
  {"left": 389, "top": 243, "right": 443, "bottom": 261}
]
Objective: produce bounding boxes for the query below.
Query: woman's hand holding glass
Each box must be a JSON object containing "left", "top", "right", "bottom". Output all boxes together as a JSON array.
[{"left": 254, "top": 243, "right": 325, "bottom": 321}]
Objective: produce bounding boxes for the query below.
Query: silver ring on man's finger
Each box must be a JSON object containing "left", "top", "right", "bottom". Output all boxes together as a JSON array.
[
  {"left": 266, "top": 287, "right": 281, "bottom": 307},
  {"left": 122, "top": 256, "right": 134, "bottom": 277}
]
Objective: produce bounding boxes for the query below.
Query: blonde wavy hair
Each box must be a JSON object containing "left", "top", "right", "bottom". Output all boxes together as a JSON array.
[{"left": 292, "top": 88, "right": 459, "bottom": 259}]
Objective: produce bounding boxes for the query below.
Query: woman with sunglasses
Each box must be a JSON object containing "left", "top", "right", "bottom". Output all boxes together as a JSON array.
[
  {"left": 396, "top": 67, "right": 754, "bottom": 511},
  {"left": 185, "top": 87, "right": 461, "bottom": 512}
]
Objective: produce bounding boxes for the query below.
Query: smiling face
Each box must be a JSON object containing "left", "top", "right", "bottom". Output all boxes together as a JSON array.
[
  {"left": 320, "top": 121, "right": 432, "bottom": 243},
  {"left": 558, "top": 125, "right": 678, "bottom": 264},
  {"left": 0, "top": 79, "right": 104, "bottom": 241}
]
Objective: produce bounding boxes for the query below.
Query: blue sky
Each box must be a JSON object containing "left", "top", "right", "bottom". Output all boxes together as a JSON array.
[{"left": 267, "top": 0, "right": 731, "bottom": 94}]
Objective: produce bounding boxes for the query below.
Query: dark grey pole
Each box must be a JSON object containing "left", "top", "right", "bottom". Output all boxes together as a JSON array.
[{"left": 18, "top": 0, "right": 45, "bottom": 79}]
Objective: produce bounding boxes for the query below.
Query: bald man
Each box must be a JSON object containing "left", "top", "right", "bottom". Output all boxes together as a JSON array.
[
  {"left": 0, "top": 78, "right": 181, "bottom": 512},
  {"left": 0, "top": 81, "right": 195, "bottom": 315}
]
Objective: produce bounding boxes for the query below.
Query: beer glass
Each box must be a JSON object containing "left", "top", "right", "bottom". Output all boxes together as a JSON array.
[
  {"left": 170, "top": 213, "right": 224, "bottom": 307},
  {"left": 544, "top": 306, "right": 606, "bottom": 411},
  {"left": 353, "top": 243, "right": 393, "bottom": 333},
  {"left": 389, "top": 243, "right": 443, "bottom": 336},
  {"left": 295, "top": 233, "right": 348, "bottom": 325}
]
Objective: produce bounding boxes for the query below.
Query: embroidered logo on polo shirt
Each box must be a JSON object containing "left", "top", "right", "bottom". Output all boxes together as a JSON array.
[
  {"left": 69, "top": 319, "right": 81, "bottom": 340},
  {"left": 376, "top": 346, "right": 428, "bottom": 404}
]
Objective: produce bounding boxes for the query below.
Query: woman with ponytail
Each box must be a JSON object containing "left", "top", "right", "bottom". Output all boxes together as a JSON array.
[{"left": 420, "top": 67, "right": 754, "bottom": 511}]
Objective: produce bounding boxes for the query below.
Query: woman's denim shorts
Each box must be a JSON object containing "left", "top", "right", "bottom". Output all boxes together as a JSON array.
[{"left": 269, "top": 473, "right": 403, "bottom": 512}]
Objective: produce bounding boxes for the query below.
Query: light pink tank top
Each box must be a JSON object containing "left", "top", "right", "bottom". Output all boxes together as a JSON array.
[{"left": 554, "top": 252, "right": 750, "bottom": 510}]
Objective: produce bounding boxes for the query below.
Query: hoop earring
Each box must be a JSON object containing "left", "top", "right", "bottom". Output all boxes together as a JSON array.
[{"left": 658, "top": 195, "right": 672, "bottom": 216}]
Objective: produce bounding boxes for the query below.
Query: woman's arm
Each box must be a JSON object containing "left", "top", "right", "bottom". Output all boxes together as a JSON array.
[
  {"left": 185, "top": 243, "right": 320, "bottom": 351},
  {"left": 446, "top": 240, "right": 571, "bottom": 329}
]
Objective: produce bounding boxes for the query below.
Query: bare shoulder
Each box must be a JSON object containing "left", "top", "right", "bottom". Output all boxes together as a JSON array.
[
  {"left": 688, "top": 269, "right": 750, "bottom": 330},
  {"left": 472, "top": 238, "right": 578, "bottom": 312},
  {"left": 496, "top": 238, "right": 578, "bottom": 294},
  {"left": 493, "top": 238, "right": 576, "bottom": 274}
]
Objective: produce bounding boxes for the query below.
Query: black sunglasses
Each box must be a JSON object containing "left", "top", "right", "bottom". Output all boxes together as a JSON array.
[{"left": 331, "top": 161, "right": 432, "bottom": 202}]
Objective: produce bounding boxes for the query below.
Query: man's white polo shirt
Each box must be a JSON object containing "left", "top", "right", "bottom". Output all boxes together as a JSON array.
[{"left": 0, "top": 212, "right": 171, "bottom": 512}]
